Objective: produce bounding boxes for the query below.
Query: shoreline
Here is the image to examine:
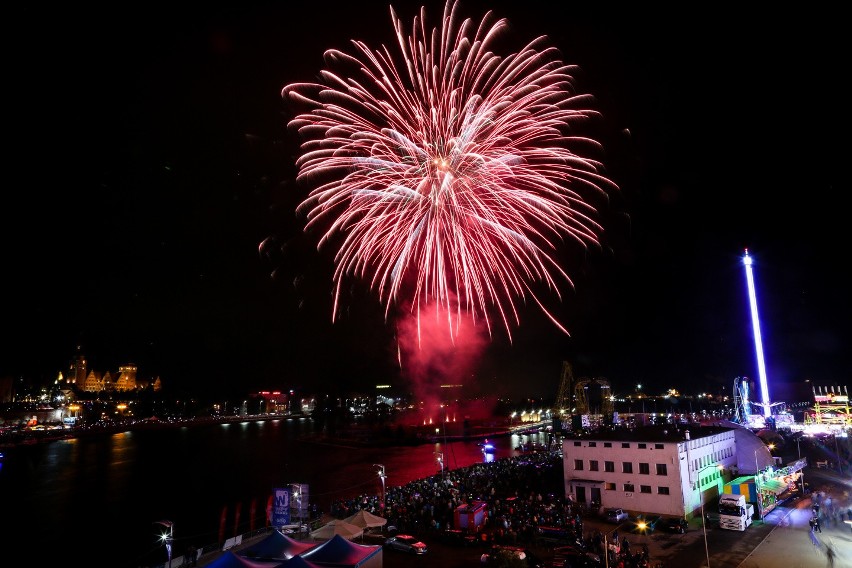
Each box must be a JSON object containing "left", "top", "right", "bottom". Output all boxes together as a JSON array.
[
  {"left": 0, "top": 413, "right": 550, "bottom": 449},
  {"left": 0, "top": 413, "right": 306, "bottom": 448}
]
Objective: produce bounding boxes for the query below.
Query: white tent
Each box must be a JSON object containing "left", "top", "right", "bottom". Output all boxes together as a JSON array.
[
  {"left": 309, "top": 519, "right": 364, "bottom": 541},
  {"left": 342, "top": 510, "right": 387, "bottom": 530}
]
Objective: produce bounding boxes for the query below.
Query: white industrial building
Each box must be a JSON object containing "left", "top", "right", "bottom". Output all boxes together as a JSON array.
[{"left": 562, "top": 424, "right": 776, "bottom": 518}]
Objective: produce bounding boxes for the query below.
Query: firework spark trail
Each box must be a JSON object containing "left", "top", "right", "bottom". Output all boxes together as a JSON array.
[{"left": 281, "top": 0, "right": 618, "bottom": 343}]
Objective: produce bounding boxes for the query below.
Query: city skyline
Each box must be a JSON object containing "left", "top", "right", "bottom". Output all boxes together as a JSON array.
[{"left": 3, "top": 2, "right": 848, "bottom": 401}]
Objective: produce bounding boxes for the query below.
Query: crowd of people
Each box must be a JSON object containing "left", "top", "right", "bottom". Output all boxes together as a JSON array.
[
  {"left": 810, "top": 488, "right": 852, "bottom": 532},
  {"left": 329, "top": 450, "right": 655, "bottom": 567}
]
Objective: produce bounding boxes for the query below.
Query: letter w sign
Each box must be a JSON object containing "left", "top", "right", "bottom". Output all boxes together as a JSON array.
[{"left": 272, "top": 488, "right": 291, "bottom": 526}]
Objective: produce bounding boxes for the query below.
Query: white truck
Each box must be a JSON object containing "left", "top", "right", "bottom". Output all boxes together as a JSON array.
[{"left": 717, "top": 494, "right": 754, "bottom": 531}]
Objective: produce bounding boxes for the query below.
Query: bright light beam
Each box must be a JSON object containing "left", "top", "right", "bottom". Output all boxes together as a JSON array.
[{"left": 742, "top": 249, "right": 771, "bottom": 418}]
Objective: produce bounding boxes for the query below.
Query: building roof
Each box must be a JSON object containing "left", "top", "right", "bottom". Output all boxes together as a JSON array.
[{"left": 563, "top": 424, "right": 734, "bottom": 443}]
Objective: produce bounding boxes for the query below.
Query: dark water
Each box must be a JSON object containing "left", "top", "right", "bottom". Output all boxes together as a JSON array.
[{"left": 0, "top": 417, "right": 547, "bottom": 567}]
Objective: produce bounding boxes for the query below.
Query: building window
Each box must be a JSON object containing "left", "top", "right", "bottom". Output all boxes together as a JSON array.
[
  {"left": 658, "top": 487, "right": 670, "bottom": 495},
  {"left": 622, "top": 443, "right": 630, "bottom": 448},
  {"left": 589, "top": 460, "right": 599, "bottom": 472},
  {"left": 605, "top": 461, "right": 615, "bottom": 473},
  {"left": 656, "top": 463, "right": 667, "bottom": 475},
  {"left": 574, "top": 441, "right": 582, "bottom": 447},
  {"left": 574, "top": 459, "right": 584, "bottom": 471},
  {"left": 655, "top": 443, "right": 664, "bottom": 449},
  {"left": 622, "top": 462, "right": 633, "bottom": 474},
  {"left": 588, "top": 442, "right": 597, "bottom": 447},
  {"left": 639, "top": 463, "right": 650, "bottom": 475},
  {"left": 624, "top": 483, "right": 635, "bottom": 492},
  {"left": 640, "top": 485, "right": 652, "bottom": 494},
  {"left": 605, "top": 483, "right": 616, "bottom": 490},
  {"left": 638, "top": 443, "right": 647, "bottom": 449},
  {"left": 604, "top": 443, "right": 612, "bottom": 448}
]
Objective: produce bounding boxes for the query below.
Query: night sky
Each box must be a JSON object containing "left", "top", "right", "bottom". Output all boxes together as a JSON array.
[{"left": 4, "top": 2, "right": 848, "bottom": 401}]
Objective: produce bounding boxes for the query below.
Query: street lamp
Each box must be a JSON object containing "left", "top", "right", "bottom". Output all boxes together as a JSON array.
[
  {"left": 796, "top": 437, "right": 807, "bottom": 494},
  {"left": 373, "top": 464, "right": 387, "bottom": 510},
  {"left": 834, "top": 434, "right": 843, "bottom": 474},
  {"left": 155, "top": 520, "right": 174, "bottom": 568},
  {"left": 294, "top": 487, "right": 303, "bottom": 529},
  {"left": 436, "top": 452, "right": 444, "bottom": 480},
  {"left": 602, "top": 522, "right": 625, "bottom": 568},
  {"left": 696, "top": 464, "right": 723, "bottom": 568}
]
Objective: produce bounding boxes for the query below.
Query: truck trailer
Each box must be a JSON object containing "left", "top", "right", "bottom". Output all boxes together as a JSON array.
[{"left": 718, "top": 494, "right": 754, "bottom": 531}]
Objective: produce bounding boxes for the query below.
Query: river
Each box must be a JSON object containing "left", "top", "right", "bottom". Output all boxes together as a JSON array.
[{"left": 0, "top": 416, "right": 551, "bottom": 567}]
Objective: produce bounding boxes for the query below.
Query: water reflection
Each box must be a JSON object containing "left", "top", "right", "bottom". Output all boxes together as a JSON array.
[{"left": 1, "top": 418, "right": 555, "bottom": 567}]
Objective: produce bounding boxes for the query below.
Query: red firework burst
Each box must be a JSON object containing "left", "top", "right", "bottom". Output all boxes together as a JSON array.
[{"left": 281, "top": 0, "right": 618, "bottom": 342}]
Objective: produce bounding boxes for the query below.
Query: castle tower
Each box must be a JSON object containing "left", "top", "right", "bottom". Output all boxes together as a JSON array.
[{"left": 68, "top": 345, "right": 87, "bottom": 386}]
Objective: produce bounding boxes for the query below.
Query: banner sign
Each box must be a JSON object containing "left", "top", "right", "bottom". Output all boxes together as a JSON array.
[{"left": 272, "top": 488, "right": 290, "bottom": 526}]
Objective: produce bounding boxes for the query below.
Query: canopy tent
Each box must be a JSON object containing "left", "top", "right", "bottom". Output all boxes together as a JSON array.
[
  {"left": 241, "top": 530, "right": 318, "bottom": 560},
  {"left": 342, "top": 510, "right": 387, "bottom": 530},
  {"left": 277, "top": 556, "right": 323, "bottom": 568},
  {"left": 301, "top": 534, "right": 382, "bottom": 568},
  {"left": 309, "top": 520, "right": 364, "bottom": 541},
  {"left": 205, "top": 550, "right": 284, "bottom": 568}
]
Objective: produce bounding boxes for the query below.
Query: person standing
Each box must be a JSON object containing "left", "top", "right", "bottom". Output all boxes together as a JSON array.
[{"left": 825, "top": 544, "right": 835, "bottom": 568}]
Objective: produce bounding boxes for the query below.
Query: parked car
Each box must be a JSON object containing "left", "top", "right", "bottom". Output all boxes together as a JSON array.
[
  {"left": 630, "top": 514, "right": 661, "bottom": 534},
  {"left": 279, "top": 523, "right": 310, "bottom": 535},
  {"left": 384, "top": 534, "right": 428, "bottom": 554},
  {"left": 660, "top": 517, "right": 689, "bottom": 534},
  {"left": 603, "top": 508, "right": 629, "bottom": 523}
]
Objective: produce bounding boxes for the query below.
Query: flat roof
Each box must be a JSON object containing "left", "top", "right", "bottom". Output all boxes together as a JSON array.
[{"left": 562, "top": 424, "right": 735, "bottom": 443}]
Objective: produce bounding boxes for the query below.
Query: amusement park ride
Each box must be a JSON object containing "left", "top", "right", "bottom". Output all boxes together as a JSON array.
[
  {"left": 551, "top": 250, "right": 847, "bottom": 524},
  {"left": 734, "top": 249, "right": 850, "bottom": 434},
  {"left": 555, "top": 249, "right": 850, "bottom": 436}
]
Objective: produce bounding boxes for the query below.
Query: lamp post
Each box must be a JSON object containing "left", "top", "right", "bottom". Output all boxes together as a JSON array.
[
  {"left": 696, "top": 464, "right": 723, "bottom": 568},
  {"left": 834, "top": 435, "right": 843, "bottom": 474},
  {"left": 373, "top": 464, "right": 386, "bottom": 510},
  {"left": 436, "top": 452, "right": 444, "bottom": 480},
  {"left": 155, "top": 520, "right": 174, "bottom": 568},
  {"left": 796, "top": 437, "right": 807, "bottom": 494},
  {"left": 602, "top": 522, "right": 625, "bottom": 568},
  {"left": 294, "top": 487, "right": 303, "bottom": 530}
]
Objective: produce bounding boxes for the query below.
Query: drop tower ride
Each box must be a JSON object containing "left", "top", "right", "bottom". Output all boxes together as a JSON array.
[{"left": 742, "top": 249, "right": 774, "bottom": 419}]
